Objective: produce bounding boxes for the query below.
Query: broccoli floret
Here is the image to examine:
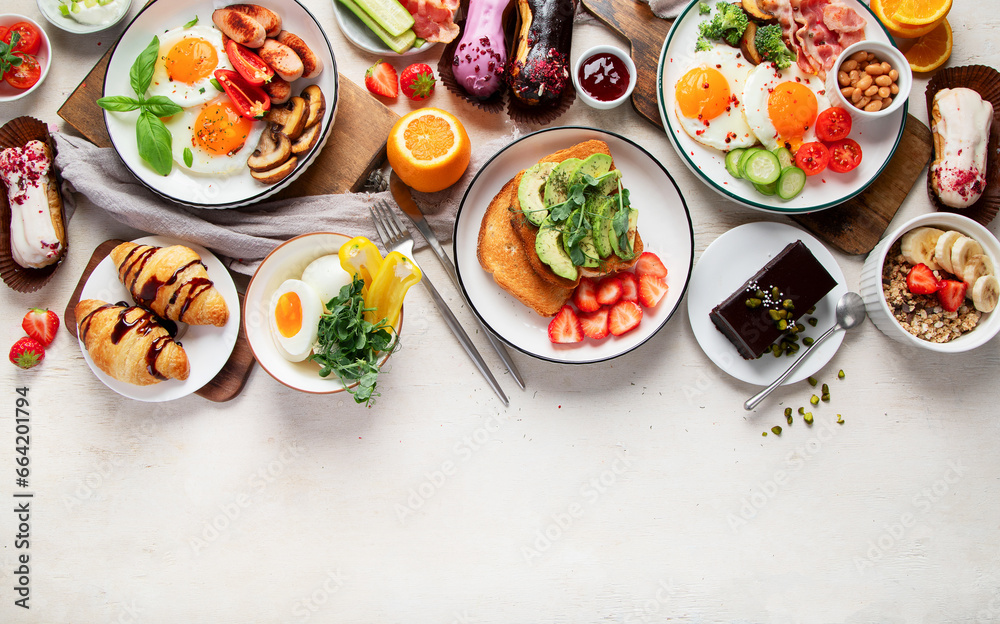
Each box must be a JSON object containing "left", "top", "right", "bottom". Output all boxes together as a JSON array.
[
  {"left": 698, "top": 2, "right": 749, "bottom": 47},
  {"left": 754, "top": 23, "right": 796, "bottom": 69},
  {"left": 699, "top": 2, "right": 712, "bottom": 14},
  {"left": 695, "top": 36, "right": 713, "bottom": 52}
]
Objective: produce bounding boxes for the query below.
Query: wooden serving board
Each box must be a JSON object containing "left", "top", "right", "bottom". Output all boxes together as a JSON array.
[
  {"left": 57, "top": 47, "right": 398, "bottom": 195},
  {"left": 580, "top": 0, "right": 934, "bottom": 255},
  {"left": 64, "top": 239, "right": 254, "bottom": 402}
]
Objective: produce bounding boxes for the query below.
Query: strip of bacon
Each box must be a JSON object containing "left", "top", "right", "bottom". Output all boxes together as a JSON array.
[
  {"left": 761, "top": 0, "right": 866, "bottom": 79},
  {"left": 401, "top": 0, "right": 460, "bottom": 44}
]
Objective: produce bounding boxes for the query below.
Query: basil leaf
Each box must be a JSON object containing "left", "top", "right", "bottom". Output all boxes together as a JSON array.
[
  {"left": 210, "top": 78, "right": 223, "bottom": 92},
  {"left": 135, "top": 110, "right": 173, "bottom": 176},
  {"left": 183, "top": 147, "right": 193, "bottom": 168},
  {"left": 183, "top": 16, "right": 199, "bottom": 28},
  {"left": 143, "top": 95, "right": 183, "bottom": 117},
  {"left": 96, "top": 95, "right": 142, "bottom": 112},
  {"left": 130, "top": 36, "right": 161, "bottom": 97}
]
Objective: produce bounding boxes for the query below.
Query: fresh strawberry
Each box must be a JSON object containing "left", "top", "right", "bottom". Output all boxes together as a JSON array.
[
  {"left": 634, "top": 252, "right": 668, "bottom": 279},
  {"left": 399, "top": 63, "right": 435, "bottom": 101},
  {"left": 579, "top": 307, "right": 610, "bottom": 340},
  {"left": 548, "top": 305, "right": 584, "bottom": 343},
  {"left": 608, "top": 300, "right": 643, "bottom": 336},
  {"left": 596, "top": 276, "right": 623, "bottom": 306},
  {"left": 573, "top": 277, "right": 600, "bottom": 312},
  {"left": 9, "top": 337, "right": 45, "bottom": 369},
  {"left": 937, "top": 279, "right": 967, "bottom": 312},
  {"left": 619, "top": 272, "right": 639, "bottom": 302},
  {"left": 22, "top": 308, "right": 59, "bottom": 346},
  {"left": 364, "top": 60, "right": 398, "bottom": 98},
  {"left": 906, "top": 263, "right": 941, "bottom": 295},
  {"left": 638, "top": 274, "right": 669, "bottom": 308}
]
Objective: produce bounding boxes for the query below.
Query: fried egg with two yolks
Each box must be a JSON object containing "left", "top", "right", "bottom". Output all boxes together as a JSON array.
[
  {"left": 742, "top": 62, "right": 831, "bottom": 152},
  {"left": 673, "top": 48, "right": 756, "bottom": 151}
]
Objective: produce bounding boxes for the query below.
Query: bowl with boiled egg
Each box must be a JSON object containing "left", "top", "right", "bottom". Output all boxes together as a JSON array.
[
  {"left": 657, "top": 0, "right": 907, "bottom": 214},
  {"left": 101, "top": 0, "right": 338, "bottom": 209},
  {"left": 244, "top": 232, "right": 403, "bottom": 395}
]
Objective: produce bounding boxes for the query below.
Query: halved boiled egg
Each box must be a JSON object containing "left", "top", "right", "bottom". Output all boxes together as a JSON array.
[
  {"left": 742, "top": 62, "right": 831, "bottom": 152},
  {"left": 148, "top": 24, "right": 233, "bottom": 107},
  {"left": 164, "top": 95, "right": 264, "bottom": 175},
  {"left": 269, "top": 279, "right": 323, "bottom": 362},
  {"left": 673, "top": 48, "right": 756, "bottom": 151},
  {"left": 301, "top": 254, "right": 353, "bottom": 309}
]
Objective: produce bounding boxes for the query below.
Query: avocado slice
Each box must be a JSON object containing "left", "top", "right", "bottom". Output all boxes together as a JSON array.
[
  {"left": 589, "top": 195, "right": 615, "bottom": 259},
  {"left": 542, "top": 158, "right": 581, "bottom": 209},
  {"left": 517, "top": 162, "right": 557, "bottom": 226},
  {"left": 568, "top": 153, "right": 613, "bottom": 188},
  {"left": 609, "top": 207, "right": 638, "bottom": 261},
  {"left": 536, "top": 218, "right": 578, "bottom": 281},
  {"left": 593, "top": 170, "right": 622, "bottom": 196}
]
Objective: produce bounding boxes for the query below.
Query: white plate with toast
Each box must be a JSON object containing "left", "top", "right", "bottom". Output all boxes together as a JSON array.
[
  {"left": 454, "top": 127, "right": 695, "bottom": 364},
  {"left": 77, "top": 236, "right": 241, "bottom": 402}
]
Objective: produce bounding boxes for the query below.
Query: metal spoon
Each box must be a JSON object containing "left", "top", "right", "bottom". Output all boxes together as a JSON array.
[{"left": 744, "top": 292, "right": 866, "bottom": 411}]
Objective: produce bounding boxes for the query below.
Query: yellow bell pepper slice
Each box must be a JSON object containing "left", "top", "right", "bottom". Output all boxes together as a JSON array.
[
  {"left": 365, "top": 251, "right": 422, "bottom": 330},
  {"left": 338, "top": 236, "right": 383, "bottom": 293}
]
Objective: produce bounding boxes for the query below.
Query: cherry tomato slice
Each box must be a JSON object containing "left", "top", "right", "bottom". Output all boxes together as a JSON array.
[
  {"left": 3, "top": 53, "right": 41, "bottom": 90},
  {"left": 224, "top": 40, "right": 274, "bottom": 87},
  {"left": 794, "top": 142, "right": 829, "bottom": 176},
  {"left": 0, "top": 27, "right": 9, "bottom": 43},
  {"left": 214, "top": 69, "right": 270, "bottom": 119},
  {"left": 3, "top": 22, "right": 42, "bottom": 56},
  {"left": 827, "top": 138, "right": 863, "bottom": 173},
  {"left": 815, "top": 107, "right": 853, "bottom": 143}
]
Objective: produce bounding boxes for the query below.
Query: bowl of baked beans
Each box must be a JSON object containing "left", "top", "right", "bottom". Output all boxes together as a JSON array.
[{"left": 827, "top": 40, "right": 912, "bottom": 119}]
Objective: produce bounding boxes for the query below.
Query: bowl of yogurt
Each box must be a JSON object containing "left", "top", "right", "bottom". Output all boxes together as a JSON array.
[{"left": 36, "top": 0, "right": 132, "bottom": 34}]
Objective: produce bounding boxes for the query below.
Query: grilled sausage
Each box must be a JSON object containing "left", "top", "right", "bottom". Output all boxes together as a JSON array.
[
  {"left": 228, "top": 4, "right": 282, "bottom": 37},
  {"left": 212, "top": 7, "right": 266, "bottom": 48},
  {"left": 259, "top": 38, "right": 304, "bottom": 82},
  {"left": 276, "top": 30, "right": 323, "bottom": 79}
]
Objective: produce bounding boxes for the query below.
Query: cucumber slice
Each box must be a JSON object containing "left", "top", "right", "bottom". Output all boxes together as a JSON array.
[
  {"left": 753, "top": 180, "right": 777, "bottom": 196},
  {"left": 413, "top": 38, "right": 426, "bottom": 48},
  {"left": 725, "top": 148, "right": 745, "bottom": 179},
  {"left": 338, "top": 0, "right": 416, "bottom": 52},
  {"left": 772, "top": 146, "right": 793, "bottom": 170},
  {"left": 742, "top": 150, "right": 781, "bottom": 185},
  {"left": 351, "top": 0, "right": 415, "bottom": 37},
  {"left": 737, "top": 147, "right": 762, "bottom": 178},
  {"left": 776, "top": 166, "right": 807, "bottom": 200}
]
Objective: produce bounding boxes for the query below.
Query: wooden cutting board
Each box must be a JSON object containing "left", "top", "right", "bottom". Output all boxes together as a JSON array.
[
  {"left": 580, "top": 0, "right": 934, "bottom": 255},
  {"left": 64, "top": 239, "right": 254, "bottom": 402},
  {"left": 57, "top": 47, "right": 398, "bottom": 196}
]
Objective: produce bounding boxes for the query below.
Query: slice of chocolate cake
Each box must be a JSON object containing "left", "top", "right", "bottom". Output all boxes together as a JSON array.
[{"left": 710, "top": 241, "right": 838, "bottom": 360}]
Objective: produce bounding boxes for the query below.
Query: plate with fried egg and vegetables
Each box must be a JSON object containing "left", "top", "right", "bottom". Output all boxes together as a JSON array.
[
  {"left": 101, "top": 0, "right": 338, "bottom": 209},
  {"left": 657, "top": 0, "right": 906, "bottom": 213}
]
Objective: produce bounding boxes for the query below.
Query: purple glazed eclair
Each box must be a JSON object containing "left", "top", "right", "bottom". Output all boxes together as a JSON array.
[{"left": 451, "top": 0, "right": 510, "bottom": 98}]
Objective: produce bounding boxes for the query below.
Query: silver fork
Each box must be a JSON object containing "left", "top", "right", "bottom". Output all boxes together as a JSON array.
[{"left": 369, "top": 200, "right": 509, "bottom": 407}]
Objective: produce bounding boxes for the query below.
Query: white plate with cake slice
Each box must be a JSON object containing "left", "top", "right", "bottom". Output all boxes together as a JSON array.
[{"left": 687, "top": 222, "right": 848, "bottom": 386}]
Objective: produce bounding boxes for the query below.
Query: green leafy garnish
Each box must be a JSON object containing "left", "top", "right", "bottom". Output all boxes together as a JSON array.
[
  {"left": 183, "top": 147, "right": 194, "bottom": 168},
  {"left": 97, "top": 36, "right": 183, "bottom": 176},
  {"left": 0, "top": 32, "right": 24, "bottom": 78},
  {"left": 310, "top": 276, "right": 398, "bottom": 406},
  {"left": 183, "top": 16, "right": 199, "bottom": 28},
  {"left": 210, "top": 78, "right": 223, "bottom": 92}
]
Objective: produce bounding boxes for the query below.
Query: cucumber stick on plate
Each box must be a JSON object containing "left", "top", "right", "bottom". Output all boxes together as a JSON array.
[{"left": 336, "top": 0, "right": 422, "bottom": 54}]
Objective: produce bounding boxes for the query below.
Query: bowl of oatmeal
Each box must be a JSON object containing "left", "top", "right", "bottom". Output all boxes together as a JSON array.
[{"left": 860, "top": 212, "right": 1000, "bottom": 352}]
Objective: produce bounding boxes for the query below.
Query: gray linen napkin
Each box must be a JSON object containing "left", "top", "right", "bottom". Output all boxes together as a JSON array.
[
  {"left": 640, "top": 0, "right": 687, "bottom": 19},
  {"left": 53, "top": 130, "right": 519, "bottom": 275}
]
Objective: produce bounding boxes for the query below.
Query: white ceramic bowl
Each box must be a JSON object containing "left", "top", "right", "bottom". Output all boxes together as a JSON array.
[
  {"left": 859, "top": 212, "right": 1000, "bottom": 353},
  {"left": 0, "top": 15, "right": 51, "bottom": 102},
  {"left": 826, "top": 40, "right": 912, "bottom": 119},
  {"left": 244, "top": 232, "right": 401, "bottom": 394},
  {"left": 572, "top": 45, "right": 637, "bottom": 110},
  {"left": 36, "top": 0, "right": 132, "bottom": 34}
]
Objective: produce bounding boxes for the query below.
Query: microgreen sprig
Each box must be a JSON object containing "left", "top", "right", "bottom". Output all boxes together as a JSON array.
[{"left": 0, "top": 32, "right": 24, "bottom": 78}]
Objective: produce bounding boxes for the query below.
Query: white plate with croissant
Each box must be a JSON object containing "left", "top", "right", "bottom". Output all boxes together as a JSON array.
[{"left": 75, "top": 236, "right": 240, "bottom": 402}]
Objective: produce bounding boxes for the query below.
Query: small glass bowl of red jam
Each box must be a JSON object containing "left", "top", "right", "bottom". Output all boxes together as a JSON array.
[{"left": 572, "top": 45, "right": 636, "bottom": 110}]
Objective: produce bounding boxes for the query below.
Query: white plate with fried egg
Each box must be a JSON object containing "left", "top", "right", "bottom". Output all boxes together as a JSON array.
[
  {"left": 102, "top": 0, "right": 338, "bottom": 209},
  {"left": 657, "top": 0, "right": 906, "bottom": 214}
]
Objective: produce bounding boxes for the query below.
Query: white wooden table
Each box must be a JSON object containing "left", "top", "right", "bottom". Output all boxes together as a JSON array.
[{"left": 2, "top": 1, "right": 999, "bottom": 622}]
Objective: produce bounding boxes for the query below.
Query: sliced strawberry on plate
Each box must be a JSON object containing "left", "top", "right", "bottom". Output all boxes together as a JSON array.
[
  {"left": 579, "top": 307, "right": 610, "bottom": 340},
  {"left": 22, "top": 308, "right": 59, "bottom": 346},
  {"left": 634, "top": 252, "right": 667, "bottom": 279},
  {"left": 596, "top": 275, "right": 623, "bottom": 306},
  {"left": 638, "top": 274, "right": 668, "bottom": 308},
  {"left": 399, "top": 63, "right": 436, "bottom": 101},
  {"left": 619, "top": 272, "right": 638, "bottom": 302},
  {"left": 608, "top": 300, "right": 643, "bottom": 336},
  {"left": 906, "top": 263, "right": 941, "bottom": 295},
  {"left": 937, "top": 279, "right": 967, "bottom": 312},
  {"left": 573, "top": 277, "right": 600, "bottom": 312},
  {"left": 9, "top": 337, "right": 45, "bottom": 369},
  {"left": 364, "top": 60, "right": 398, "bottom": 98},
  {"left": 548, "top": 305, "right": 584, "bottom": 343}
]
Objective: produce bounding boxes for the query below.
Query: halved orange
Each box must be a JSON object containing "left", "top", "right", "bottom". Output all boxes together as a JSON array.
[
  {"left": 893, "top": 0, "right": 951, "bottom": 26},
  {"left": 904, "top": 18, "right": 952, "bottom": 72},
  {"left": 871, "top": 0, "right": 944, "bottom": 39},
  {"left": 387, "top": 108, "right": 471, "bottom": 193}
]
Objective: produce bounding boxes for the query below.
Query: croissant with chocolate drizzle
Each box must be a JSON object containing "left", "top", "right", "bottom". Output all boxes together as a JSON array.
[{"left": 110, "top": 242, "right": 230, "bottom": 327}]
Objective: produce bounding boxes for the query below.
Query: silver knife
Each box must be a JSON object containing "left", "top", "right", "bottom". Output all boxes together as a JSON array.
[{"left": 389, "top": 171, "right": 526, "bottom": 390}]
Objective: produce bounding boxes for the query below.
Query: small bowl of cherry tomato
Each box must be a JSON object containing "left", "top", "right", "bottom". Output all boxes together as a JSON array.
[{"left": 0, "top": 15, "right": 51, "bottom": 102}]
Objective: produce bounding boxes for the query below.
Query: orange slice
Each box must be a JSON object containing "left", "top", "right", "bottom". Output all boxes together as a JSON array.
[
  {"left": 871, "top": 0, "right": 943, "bottom": 38},
  {"left": 387, "top": 108, "right": 471, "bottom": 193},
  {"left": 904, "top": 18, "right": 952, "bottom": 72},
  {"left": 892, "top": 0, "right": 952, "bottom": 26}
]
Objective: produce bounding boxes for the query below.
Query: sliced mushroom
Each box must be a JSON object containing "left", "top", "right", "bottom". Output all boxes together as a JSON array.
[
  {"left": 740, "top": 21, "right": 762, "bottom": 65},
  {"left": 740, "top": 0, "right": 776, "bottom": 22},
  {"left": 291, "top": 122, "right": 321, "bottom": 156},
  {"left": 265, "top": 96, "right": 307, "bottom": 140},
  {"left": 250, "top": 156, "right": 298, "bottom": 184},
  {"left": 247, "top": 124, "right": 292, "bottom": 172},
  {"left": 302, "top": 84, "right": 326, "bottom": 128}
]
